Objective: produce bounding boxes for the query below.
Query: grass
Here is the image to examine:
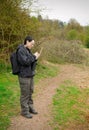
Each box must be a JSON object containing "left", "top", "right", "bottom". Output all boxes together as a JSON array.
[
  {"left": 35, "top": 62, "right": 58, "bottom": 83},
  {"left": 0, "top": 73, "right": 20, "bottom": 130},
  {"left": 52, "top": 80, "right": 89, "bottom": 130},
  {"left": 0, "top": 62, "right": 58, "bottom": 130}
]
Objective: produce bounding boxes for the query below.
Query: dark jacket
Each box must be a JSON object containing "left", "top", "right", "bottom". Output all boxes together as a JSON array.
[{"left": 17, "top": 44, "right": 37, "bottom": 78}]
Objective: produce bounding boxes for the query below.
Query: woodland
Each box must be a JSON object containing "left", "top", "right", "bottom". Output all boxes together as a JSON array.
[{"left": 0, "top": 0, "right": 89, "bottom": 70}]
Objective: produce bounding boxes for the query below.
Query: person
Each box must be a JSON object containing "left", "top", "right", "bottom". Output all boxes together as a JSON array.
[{"left": 17, "top": 36, "right": 40, "bottom": 118}]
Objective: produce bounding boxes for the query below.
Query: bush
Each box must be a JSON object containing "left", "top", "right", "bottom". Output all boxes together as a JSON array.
[
  {"left": 67, "top": 29, "right": 78, "bottom": 40},
  {"left": 42, "top": 39, "right": 88, "bottom": 64},
  {"left": 0, "top": 61, "right": 11, "bottom": 73},
  {"left": 85, "top": 36, "right": 89, "bottom": 48}
]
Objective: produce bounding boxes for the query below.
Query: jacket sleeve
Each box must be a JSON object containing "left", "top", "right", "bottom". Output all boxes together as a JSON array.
[{"left": 17, "top": 48, "right": 36, "bottom": 66}]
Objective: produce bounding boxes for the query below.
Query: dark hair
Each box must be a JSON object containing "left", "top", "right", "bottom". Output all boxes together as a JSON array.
[{"left": 24, "top": 36, "right": 33, "bottom": 45}]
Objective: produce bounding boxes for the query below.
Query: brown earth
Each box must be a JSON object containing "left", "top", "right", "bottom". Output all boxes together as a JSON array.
[{"left": 8, "top": 64, "right": 89, "bottom": 130}]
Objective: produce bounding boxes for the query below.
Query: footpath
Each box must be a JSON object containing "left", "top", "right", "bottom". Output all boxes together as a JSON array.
[{"left": 8, "top": 64, "right": 89, "bottom": 130}]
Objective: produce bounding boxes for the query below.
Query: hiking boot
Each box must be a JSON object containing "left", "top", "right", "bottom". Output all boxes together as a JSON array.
[
  {"left": 30, "top": 109, "right": 38, "bottom": 114},
  {"left": 21, "top": 113, "right": 33, "bottom": 118}
]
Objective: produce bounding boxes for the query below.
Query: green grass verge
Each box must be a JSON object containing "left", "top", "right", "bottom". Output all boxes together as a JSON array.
[
  {"left": 0, "top": 63, "right": 58, "bottom": 130},
  {"left": 35, "top": 63, "right": 58, "bottom": 83},
  {"left": 0, "top": 73, "right": 20, "bottom": 130},
  {"left": 52, "top": 80, "right": 89, "bottom": 130}
]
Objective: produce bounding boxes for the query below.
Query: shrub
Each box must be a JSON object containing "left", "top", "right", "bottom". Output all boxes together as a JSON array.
[
  {"left": 67, "top": 29, "right": 78, "bottom": 40},
  {"left": 85, "top": 36, "right": 89, "bottom": 48},
  {"left": 42, "top": 39, "right": 88, "bottom": 64}
]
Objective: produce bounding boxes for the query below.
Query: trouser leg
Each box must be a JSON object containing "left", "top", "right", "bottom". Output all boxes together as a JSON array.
[
  {"left": 28, "top": 78, "right": 38, "bottom": 114},
  {"left": 28, "top": 78, "right": 35, "bottom": 110}
]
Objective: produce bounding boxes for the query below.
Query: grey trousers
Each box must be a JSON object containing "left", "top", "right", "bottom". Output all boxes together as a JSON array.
[{"left": 18, "top": 76, "right": 34, "bottom": 114}]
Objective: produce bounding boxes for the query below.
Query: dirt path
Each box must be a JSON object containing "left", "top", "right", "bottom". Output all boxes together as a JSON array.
[{"left": 8, "top": 64, "right": 89, "bottom": 130}]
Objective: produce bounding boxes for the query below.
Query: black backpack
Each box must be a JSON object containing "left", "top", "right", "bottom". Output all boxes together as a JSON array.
[{"left": 10, "top": 49, "right": 20, "bottom": 75}]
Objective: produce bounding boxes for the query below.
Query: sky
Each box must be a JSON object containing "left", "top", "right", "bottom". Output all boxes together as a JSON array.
[{"left": 32, "top": 0, "right": 89, "bottom": 26}]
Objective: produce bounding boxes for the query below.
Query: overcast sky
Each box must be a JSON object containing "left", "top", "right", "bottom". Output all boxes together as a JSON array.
[{"left": 34, "top": 0, "right": 89, "bottom": 25}]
